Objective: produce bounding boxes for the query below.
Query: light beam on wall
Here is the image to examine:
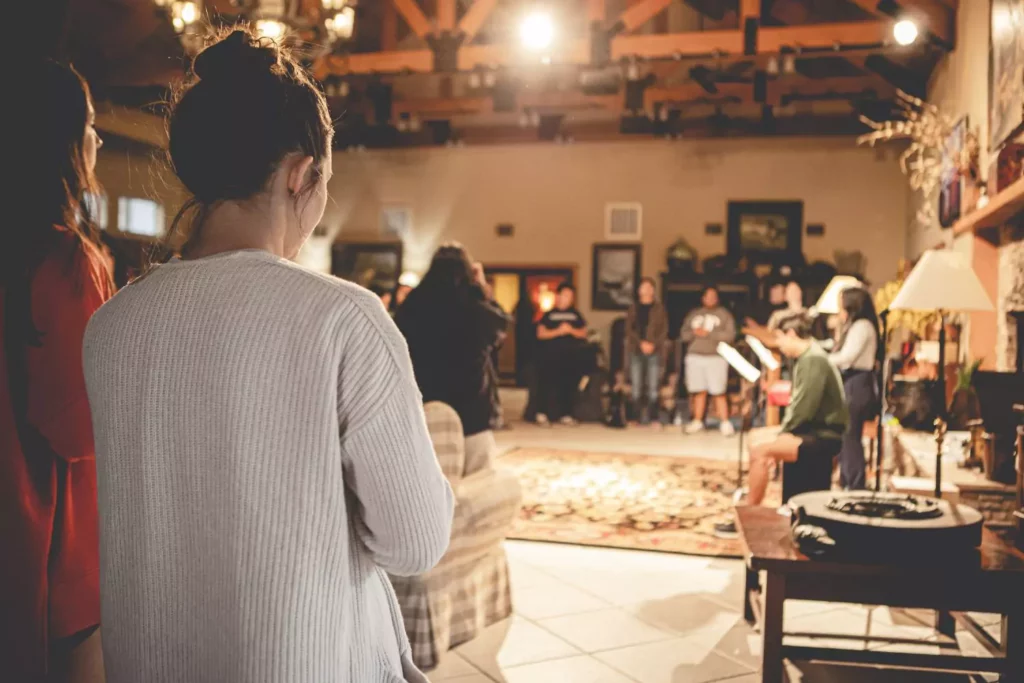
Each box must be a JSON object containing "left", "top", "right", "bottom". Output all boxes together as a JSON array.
[{"left": 520, "top": 11, "right": 555, "bottom": 52}]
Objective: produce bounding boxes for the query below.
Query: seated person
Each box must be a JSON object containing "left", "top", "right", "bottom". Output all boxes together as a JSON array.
[
  {"left": 535, "top": 283, "right": 588, "bottom": 426},
  {"left": 747, "top": 317, "right": 849, "bottom": 507}
]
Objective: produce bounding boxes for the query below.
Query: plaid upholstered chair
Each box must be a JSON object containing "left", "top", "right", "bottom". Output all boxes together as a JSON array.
[{"left": 389, "top": 402, "right": 523, "bottom": 671}]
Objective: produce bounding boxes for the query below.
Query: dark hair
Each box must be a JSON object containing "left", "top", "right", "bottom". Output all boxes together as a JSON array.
[
  {"left": 416, "top": 242, "right": 478, "bottom": 295},
  {"left": 835, "top": 286, "right": 879, "bottom": 351},
  {"left": 557, "top": 282, "right": 576, "bottom": 294},
  {"left": 701, "top": 284, "right": 719, "bottom": 298},
  {"left": 5, "top": 60, "right": 106, "bottom": 344},
  {"left": 779, "top": 315, "right": 814, "bottom": 339},
  {"left": 164, "top": 28, "right": 333, "bottom": 253}
]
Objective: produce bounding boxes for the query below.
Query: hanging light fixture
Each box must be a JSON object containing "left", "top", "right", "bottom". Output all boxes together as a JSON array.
[{"left": 325, "top": 6, "right": 356, "bottom": 42}]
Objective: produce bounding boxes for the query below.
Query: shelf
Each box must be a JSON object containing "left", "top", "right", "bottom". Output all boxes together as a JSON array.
[{"left": 952, "top": 176, "right": 1024, "bottom": 237}]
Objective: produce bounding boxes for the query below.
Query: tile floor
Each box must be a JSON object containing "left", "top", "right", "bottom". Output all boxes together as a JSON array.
[
  {"left": 431, "top": 541, "right": 1002, "bottom": 683},
  {"left": 434, "top": 400, "right": 1005, "bottom": 682}
]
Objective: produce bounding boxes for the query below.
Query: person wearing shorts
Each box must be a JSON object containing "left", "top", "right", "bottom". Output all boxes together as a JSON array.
[
  {"left": 679, "top": 285, "right": 737, "bottom": 436},
  {"left": 747, "top": 317, "right": 848, "bottom": 507}
]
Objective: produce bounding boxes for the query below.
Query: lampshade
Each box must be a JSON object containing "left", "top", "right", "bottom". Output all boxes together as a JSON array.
[
  {"left": 814, "top": 275, "right": 864, "bottom": 315},
  {"left": 890, "top": 250, "right": 993, "bottom": 312}
]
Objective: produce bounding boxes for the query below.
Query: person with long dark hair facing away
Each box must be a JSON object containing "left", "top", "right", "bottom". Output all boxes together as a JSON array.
[
  {"left": 81, "top": 30, "right": 453, "bottom": 683},
  {"left": 1, "top": 60, "right": 110, "bottom": 683},
  {"left": 829, "top": 286, "right": 879, "bottom": 490},
  {"left": 395, "top": 244, "right": 510, "bottom": 448},
  {"left": 624, "top": 277, "right": 669, "bottom": 425}
]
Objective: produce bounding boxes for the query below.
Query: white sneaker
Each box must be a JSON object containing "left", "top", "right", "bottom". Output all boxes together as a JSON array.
[
  {"left": 719, "top": 420, "right": 736, "bottom": 437},
  {"left": 684, "top": 420, "right": 704, "bottom": 434},
  {"left": 560, "top": 416, "right": 578, "bottom": 426},
  {"left": 536, "top": 414, "right": 550, "bottom": 427}
]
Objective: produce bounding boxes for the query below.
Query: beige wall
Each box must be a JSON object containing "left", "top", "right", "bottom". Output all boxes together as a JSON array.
[{"left": 322, "top": 135, "right": 909, "bottom": 330}]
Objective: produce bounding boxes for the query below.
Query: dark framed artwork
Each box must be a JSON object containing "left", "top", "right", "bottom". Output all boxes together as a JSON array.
[
  {"left": 726, "top": 201, "right": 803, "bottom": 263},
  {"left": 939, "top": 117, "right": 967, "bottom": 228},
  {"left": 592, "top": 243, "right": 642, "bottom": 311},
  {"left": 990, "top": 0, "right": 1024, "bottom": 151},
  {"left": 331, "top": 242, "right": 403, "bottom": 293}
]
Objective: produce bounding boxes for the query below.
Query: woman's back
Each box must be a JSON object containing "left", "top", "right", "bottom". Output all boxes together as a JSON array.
[{"left": 83, "top": 250, "right": 452, "bottom": 682}]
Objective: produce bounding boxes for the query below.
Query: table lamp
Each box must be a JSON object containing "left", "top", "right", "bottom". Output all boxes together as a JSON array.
[
  {"left": 813, "top": 275, "right": 864, "bottom": 315},
  {"left": 889, "top": 249, "right": 993, "bottom": 497}
]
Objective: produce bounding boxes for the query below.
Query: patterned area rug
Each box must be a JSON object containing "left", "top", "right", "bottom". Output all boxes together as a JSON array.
[{"left": 502, "top": 447, "right": 780, "bottom": 558}]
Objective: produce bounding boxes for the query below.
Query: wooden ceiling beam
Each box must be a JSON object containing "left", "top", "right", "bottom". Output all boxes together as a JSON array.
[
  {"left": 459, "top": 0, "right": 498, "bottom": 42},
  {"left": 615, "top": 0, "right": 673, "bottom": 34},
  {"left": 391, "top": 0, "right": 432, "bottom": 38},
  {"left": 844, "top": 0, "right": 953, "bottom": 45},
  {"left": 645, "top": 74, "right": 895, "bottom": 109},
  {"left": 317, "top": 21, "right": 901, "bottom": 76},
  {"left": 588, "top": 0, "right": 606, "bottom": 22},
  {"left": 437, "top": 0, "right": 456, "bottom": 32},
  {"left": 740, "top": 0, "right": 761, "bottom": 21}
]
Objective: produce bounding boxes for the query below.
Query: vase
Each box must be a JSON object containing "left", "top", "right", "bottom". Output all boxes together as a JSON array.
[{"left": 947, "top": 387, "right": 981, "bottom": 431}]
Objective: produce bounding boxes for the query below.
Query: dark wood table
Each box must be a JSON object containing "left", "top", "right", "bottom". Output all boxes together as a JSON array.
[{"left": 735, "top": 505, "right": 1024, "bottom": 683}]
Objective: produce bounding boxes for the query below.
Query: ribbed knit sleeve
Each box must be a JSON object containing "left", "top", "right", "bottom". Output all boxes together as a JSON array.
[{"left": 337, "top": 296, "right": 454, "bottom": 577}]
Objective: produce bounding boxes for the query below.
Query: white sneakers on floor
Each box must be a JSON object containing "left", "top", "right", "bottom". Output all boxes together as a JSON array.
[
  {"left": 535, "top": 414, "right": 550, "bottom": 427},
  {"left": 560, "top": 416, "right": 578, "bottom": 426},
  {"left": 684, "top": 419, "right": 736, "bottom": 436}
]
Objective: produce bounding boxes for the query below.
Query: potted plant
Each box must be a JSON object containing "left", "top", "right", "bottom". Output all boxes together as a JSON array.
[{"left": 948, "top": 358, "right": 982, "bottom": 430}]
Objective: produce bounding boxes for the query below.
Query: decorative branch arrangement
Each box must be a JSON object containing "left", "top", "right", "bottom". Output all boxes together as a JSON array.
[{"left": 856, "top": 90, "right": 979, "bottom": 227}]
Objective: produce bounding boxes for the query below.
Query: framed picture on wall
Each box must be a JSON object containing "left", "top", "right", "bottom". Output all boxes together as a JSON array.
[
  {"left": 990, "top": 0, "right": 1024, "bottom": 151},
  {"left": 592, "top": 243, "right": 641, "bottom": 311},
  {"left": 726, "top": 200, "right": 803, "bottom": 263},
  {"left": 331, "top": 242, "right": 403, "bottom": 293},
  {"left": 939, "top": 117, "right": 967, "bottom": 228}
]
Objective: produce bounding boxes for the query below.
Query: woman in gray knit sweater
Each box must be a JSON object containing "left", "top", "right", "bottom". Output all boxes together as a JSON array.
[{"left": 82, "top": 30, "right": 453, "bottom": 683}]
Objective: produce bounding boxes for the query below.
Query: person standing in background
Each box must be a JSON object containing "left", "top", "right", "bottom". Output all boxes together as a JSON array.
[
  {"left": 535, "top": 283, "right": 588, "bottom": 426},
  {"left": 829, "top": 286, "right": 879, "bottom": 490},
  {"left": 2, "top": 60, "right": 110, "bottom": 682},
  {"left": 624, "top": 277, "right": 668, "bottom": 425},
  {"left": 680, "top": 285, "right": 737, "bottom": 436},
  {"left": 397, "top": 246, "right": 510, "bottom": 443}
]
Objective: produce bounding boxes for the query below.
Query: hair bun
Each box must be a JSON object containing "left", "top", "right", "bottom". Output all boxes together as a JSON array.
[{"left": 193, "top": 30, "right": 279, "bottom": 82}]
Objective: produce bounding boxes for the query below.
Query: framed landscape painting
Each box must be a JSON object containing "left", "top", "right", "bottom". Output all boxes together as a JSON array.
[
  {"left": 726, "top": 200, "right": 803, "bottom": 263},
  {"left": 331, "top": 242, "right": 403, "bottom": 293},
  {"left": 990, "top": 0, "right": 1024, "bottom": 150},
  {"left": 592, "top": 244, "right": 641, "bottom": 311}
]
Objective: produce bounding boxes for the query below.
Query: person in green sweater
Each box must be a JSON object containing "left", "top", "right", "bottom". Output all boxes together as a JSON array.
[{"left": 747, "top": 316, "right": 849, "bottom": 506}]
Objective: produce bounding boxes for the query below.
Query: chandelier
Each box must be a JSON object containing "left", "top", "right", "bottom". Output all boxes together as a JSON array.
[{"left": 154, "top": 0, "right": 357, "bottom": 53}]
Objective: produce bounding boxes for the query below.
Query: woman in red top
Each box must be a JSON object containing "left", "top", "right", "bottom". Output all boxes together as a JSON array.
[{"left": 2, "top": 60, "right": 112, "bottom": 682}]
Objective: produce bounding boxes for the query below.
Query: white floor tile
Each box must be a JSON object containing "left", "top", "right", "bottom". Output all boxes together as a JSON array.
[
  {"left": 513, "top": 580, "right": 611, "bottom": 620},
  {"left": 539, "top": 608, "right": 676, "bottom": 653},
  {"left": 500, "top": 655, "right": 637, "bottom": 683},
  {"left": 430, "top": 652, "right": 484, "bottom": 680},
  {"left": 628, "top": 594, "right": 743, "bottom": 647},
  {"left": 456, "top": 617, "right": 581, "bottom": 680},
  {"left": 594, "top": 637, "right": 755, "bottom": 683}
]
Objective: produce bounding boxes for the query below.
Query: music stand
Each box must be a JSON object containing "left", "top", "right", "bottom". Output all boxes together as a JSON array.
[{"left": 717, "top": 342, "right": 762, "bottom": 496}]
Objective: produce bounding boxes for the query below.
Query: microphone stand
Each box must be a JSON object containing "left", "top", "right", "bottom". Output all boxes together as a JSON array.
[{"left": 875, "top": 309, "right": 889, "bottom": 492}]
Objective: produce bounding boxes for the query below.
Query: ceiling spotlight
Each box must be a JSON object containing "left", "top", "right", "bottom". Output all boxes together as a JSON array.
[
  {"left": 520, "top": 10, "right": 555, "bottom": 52},
  {"left": 396, "top": 119, "right": 408, "bottom": 132},
  {"left": 625, "top": 60, "right": 640, "bottom": 81},
  {"left": 518, "top": 111, "right": 530, "bottom": 128},
  {"left": 408, "top": 115, "right": 422, "bottom": 133},
  {"left": 468, "top": 71, "right": 482, "bottom": 89},
  {"left": 483, "top": 70, "right": 497, "bottom": 88},
  {"left": 766, "top": 56, "right": 779, "bottom": 75},
  {"left": 893, "top": 18, "right": 919, "bottom": 46},
  {"left": 256, "top": 19, "right": 287, "bottom": 41},
  {"left": 782, "top": 54, "right": 796, "bottom": 74},
  {"left": 338, "top": 81, "right": 350, "bottom": 97}
]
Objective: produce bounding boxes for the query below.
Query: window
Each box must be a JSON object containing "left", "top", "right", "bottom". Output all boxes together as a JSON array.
[
  {"left": 605, "top": 202, "right": 642, "bottom": 240},
  {"left": 83, "top": 192, "right": 108, "bottom": 230},
  {"left": 117, "top": 197, "right": 165, "bottom": 238}
]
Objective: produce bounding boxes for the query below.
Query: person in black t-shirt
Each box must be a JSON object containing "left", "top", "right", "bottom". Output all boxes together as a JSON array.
[{"left": 535, "top": 283, "right": 588, "bottom": 425}]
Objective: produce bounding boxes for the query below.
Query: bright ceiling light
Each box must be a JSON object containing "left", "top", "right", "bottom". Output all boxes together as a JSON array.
[
  {"left": 893, "top": 18, "right": 919, "bottom": 46},
  {"left": 256, "top": 19, "right": 287, "bottom": 41},
  {"left": 325, "top": 7, "right": 355, "bottom": 40},
  {"left": 519, "top": 11, "right": 555, "bottom": 52}
]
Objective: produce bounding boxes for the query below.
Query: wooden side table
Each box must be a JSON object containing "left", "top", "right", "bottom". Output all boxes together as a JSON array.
[{"left": 736, "top": 505, "right": 1024, "bottom": 683}]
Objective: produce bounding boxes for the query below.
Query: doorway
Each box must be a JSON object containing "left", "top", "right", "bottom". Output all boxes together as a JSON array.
[{"left": 484, "top": 265, "right": 576, "bottom": 386}]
